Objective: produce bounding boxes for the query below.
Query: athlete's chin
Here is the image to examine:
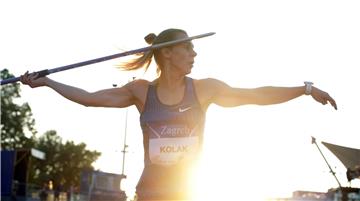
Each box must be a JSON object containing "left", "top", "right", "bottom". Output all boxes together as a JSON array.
[
  {"left": 184, "top": 69, "right": 192, "bottom": 75},
  {"left": 187, "top": 65, "right": 194, "bottom": 74}
]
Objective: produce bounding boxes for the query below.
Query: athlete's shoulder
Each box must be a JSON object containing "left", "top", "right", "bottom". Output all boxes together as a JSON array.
[
  {"left": 124, "top": 79, "right": 151, "bottom": 110},
  {"left": 124, "top": 79, "right": 150, "bottom": 95},
  {"left": 193, "top": 78, "right": 225, "bottom": 88},
  {"left": 127, "top": 78, "right": 150, "bottom": 88},
  {"left": 190, "top": 78, "right": 225, "bottom": 110}
]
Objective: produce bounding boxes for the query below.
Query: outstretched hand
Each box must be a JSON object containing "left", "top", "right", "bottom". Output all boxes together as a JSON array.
[
  {"left": 20, "top": 71, "right": 48, "bottom": 88},
  {"left": 311, "top": 87, "right": 337, "bottom": 110}
]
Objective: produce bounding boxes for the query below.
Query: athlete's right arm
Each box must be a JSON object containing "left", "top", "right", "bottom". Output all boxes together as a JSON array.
[{"left": 20, "top": 71, "right": 135, "bottom": 108}]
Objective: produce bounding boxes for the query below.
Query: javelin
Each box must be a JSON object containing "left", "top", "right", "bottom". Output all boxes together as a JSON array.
[{"left": 1, "top": 32, "right": 215, "bottom": 85}]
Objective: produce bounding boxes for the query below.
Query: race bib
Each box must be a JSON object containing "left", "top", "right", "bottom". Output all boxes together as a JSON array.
[{"left": 149, "top": 137, "right": 199, "bottom": 165}]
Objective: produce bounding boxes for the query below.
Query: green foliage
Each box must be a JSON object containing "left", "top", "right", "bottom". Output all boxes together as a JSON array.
[
  {"left": 1, "top": 69, "right": 36, "bottom": 149},
  {"left": 29, "top": 130, "right": 101, "bottom": 189}
]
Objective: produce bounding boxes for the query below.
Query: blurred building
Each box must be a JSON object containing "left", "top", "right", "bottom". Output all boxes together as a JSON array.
[
  {"left": 79, "top": 170, "right": 127, "bottom": 201},
  {"left": 1, "top": 149, "right": 45, "bottom": 201},
  {"left": 269, "top": 187, "right": 359, "bottom": 201}
]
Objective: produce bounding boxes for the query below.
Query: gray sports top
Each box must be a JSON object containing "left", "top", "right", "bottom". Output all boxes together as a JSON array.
[
  {"left": 136, "top": 77, "right": 206, "bottom": 199},
  {"left": 139, "top": 77, "right": 206, "bottom": 167}
]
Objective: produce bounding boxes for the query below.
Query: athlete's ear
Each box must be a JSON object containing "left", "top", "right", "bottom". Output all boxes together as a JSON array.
[{"left": 160, "top": 47, "right": 172, "bottom": 59}]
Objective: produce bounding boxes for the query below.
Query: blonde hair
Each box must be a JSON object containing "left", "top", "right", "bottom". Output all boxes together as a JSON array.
[{"left": 119, "top": 28, "right": 187, "bottom": 75}]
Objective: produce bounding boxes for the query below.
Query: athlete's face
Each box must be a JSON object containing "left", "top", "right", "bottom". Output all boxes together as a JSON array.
[{"left": 168, "top": 33, "right": 197, "bottom": 75}]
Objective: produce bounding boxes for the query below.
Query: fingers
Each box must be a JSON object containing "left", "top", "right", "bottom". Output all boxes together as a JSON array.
[
  {"left": 322, "top": 92, "right": 337, "bottom": 110},
  {"left": 29, "top": 72, "right": 40, "bottom": 80},
  {"left": 20, "top": 71, "right": 40, "bottom": 87},
  {"left": 327, "top": 95, "right": 338, "bottom": 110},
  {"left": 321, "top": 93, "right": 337, "bottom": 110},
  {"left": 20, "top": 71, "right": 29, "bottom": 84},
  {"left": 312, "top": 88, "right": 337, "bottom": 110}
]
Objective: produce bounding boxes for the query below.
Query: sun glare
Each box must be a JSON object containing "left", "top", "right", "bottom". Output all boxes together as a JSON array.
[
  {"left": 188, "top": 155, "right": 270, "bottom": 201},
  {"left": 187, "top": 107, "right": 272, "bottom": 201}
]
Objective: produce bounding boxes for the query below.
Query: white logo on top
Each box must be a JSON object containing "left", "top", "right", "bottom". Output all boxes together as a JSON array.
[
  {"left": 179, "top": 106, "right": 191, "bottom": 112},
  {"left": 147, "top": 124, "right": 198, "bottom": 138}
]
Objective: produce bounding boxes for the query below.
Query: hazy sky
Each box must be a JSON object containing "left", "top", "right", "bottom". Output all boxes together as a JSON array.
[{"left": 1, "top": 0, "right": 359, "bottom": 200}]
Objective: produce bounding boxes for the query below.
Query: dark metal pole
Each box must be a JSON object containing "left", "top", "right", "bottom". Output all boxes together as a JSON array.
[
  {"left": 121, "top": 108, "right": 128, "bottom": 176},
  {"left": 120, "top": 77, "right": 135, "bottom": 176},
  {"left": 311, "top": 136, "right": 345, "bottom": 201},
  {"left": 312, "top": 136, "right": 342, "bottom": 188}
]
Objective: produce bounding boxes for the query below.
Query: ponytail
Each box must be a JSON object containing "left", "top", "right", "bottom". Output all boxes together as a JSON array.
[
  {"left": 119, "top": 33, "right": 156, "bottom": 73},
  {"left": 118, "top": 28, "right": 187, "bottom": 75}
]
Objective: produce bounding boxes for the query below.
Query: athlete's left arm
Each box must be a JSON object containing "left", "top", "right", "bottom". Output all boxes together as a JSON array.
[{"left": 199, "top": 78, "right": 337, "bottom": 109}]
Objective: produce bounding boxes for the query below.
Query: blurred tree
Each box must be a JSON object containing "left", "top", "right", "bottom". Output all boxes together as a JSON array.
[
  {"left": 1, "top": 69, "right": 37, "bottom": 149},
  {"left": 29, "top": 130, "right": 101, "bottom": 190},
  {"left": 1, "top": 69, "right": 101, "bottom": 190}
]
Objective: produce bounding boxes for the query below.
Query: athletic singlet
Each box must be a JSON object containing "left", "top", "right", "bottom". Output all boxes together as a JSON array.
[{"left": 136, "top": 77, "right": 206, "bottom": 200}]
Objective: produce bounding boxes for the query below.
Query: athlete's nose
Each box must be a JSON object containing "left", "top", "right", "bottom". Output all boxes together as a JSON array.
[{"left": 192, "top": 49, "right": 197, "bottom": 57}]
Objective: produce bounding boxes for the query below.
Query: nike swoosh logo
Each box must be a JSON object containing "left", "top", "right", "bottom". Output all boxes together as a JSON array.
[{"left": 179, "top": 107, "right": 191, "bottom": 112}]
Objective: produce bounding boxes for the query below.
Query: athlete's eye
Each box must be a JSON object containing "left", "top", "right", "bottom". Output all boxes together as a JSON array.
[{"left": 185, "top": 43, "right": 194, "bottom": 51}]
